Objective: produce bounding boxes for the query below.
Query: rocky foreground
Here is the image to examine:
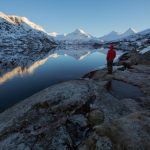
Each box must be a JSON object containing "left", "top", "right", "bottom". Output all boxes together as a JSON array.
[{"left": 0, "top": 52, "right": 150, "bottom": 150}]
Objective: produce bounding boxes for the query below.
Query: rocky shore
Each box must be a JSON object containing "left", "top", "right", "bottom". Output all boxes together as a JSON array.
[{"left": 0, "top": 51, "right": 150, "bottom": 150}]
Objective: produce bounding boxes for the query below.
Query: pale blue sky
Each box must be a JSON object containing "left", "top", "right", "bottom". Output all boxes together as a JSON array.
[{"left": 0, "top": 0, "right": 150, "bottom": 36}]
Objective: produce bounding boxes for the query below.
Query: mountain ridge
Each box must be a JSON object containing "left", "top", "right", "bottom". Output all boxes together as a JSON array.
[
  {"left": 50, "top": 28, "right": 139, "bottom": 43},
  {"left": 99, "top": 28, "right": 137, "bottom": 41}
]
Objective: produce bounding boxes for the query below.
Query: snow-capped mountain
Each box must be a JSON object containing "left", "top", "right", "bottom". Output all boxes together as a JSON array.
[
  {"left": 120, "top": 28, "right": 137, "bottom": 38},
  {"left": 104, "top": 27, "right": 150, "bottom": 52},
  {"left": 65, "top": 29, "right": 92, "bottom": 40},
  {"left": 52, "top": 29, "right": 99, "bottom": 45},
  {"left": 51, "top": 28, "right": 137, "bottom": 44},
  {"left": 137, "top": 28, "right": 150, "bottom": 35},
  {"left": 99, "top": 28, "right": 137, "bottom": 41},
  {"left": 0, "top": 12, "right": 56, "bottom": 50},
  {"left": 99, "top": 31, "right": 120, "bottom": 41},
  {"left": 0, "top": 12, "right": 56, "bottom": 73}
]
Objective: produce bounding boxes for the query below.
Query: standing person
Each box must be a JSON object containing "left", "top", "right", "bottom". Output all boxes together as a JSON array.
[{"left": 107, "top": 44, "right": 116, "bottom": 74}]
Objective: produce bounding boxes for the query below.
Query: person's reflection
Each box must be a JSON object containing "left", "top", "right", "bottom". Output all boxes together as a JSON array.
[{"left": 106, "top": 80, "right": 112, "bottom": 91}]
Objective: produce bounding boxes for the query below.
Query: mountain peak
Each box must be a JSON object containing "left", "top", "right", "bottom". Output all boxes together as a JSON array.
[
  {"left": 0, "top": 12, "right": 46, "bottom": 33},
  {"left": 99, "top": 30, "right": 120, "bottom": 41},
  {"left": 121, "top": 28, "right": 137, "bottom": 38},
  {"left": 125, "top": 28, "right": 137, "bottom": 34},
  {"left": 74, "top": 28, "right": 87, "bottom": 34},
  {"left": 99, "top": 28, "right": 137, "bottom": 41},
  {"left": 64, "top": 28, "right": 92, "bottom": 40}
]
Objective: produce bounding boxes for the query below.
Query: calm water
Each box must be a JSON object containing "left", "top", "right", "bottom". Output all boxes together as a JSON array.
[
  {"left": 107, "top": 80, "right": 145, "bottom": 99},
  {"left": 0, "top": 48, "right": 115, "bottom": 112}
]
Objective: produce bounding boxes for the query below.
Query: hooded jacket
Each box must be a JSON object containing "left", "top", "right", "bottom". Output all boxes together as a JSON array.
[{"left": 107, "top": 45, "right": 116, "bottom": 61}]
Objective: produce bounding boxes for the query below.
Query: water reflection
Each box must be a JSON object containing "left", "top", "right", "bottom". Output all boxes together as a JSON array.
[
  {"left": 0, "top": 47, "right": 111, "bottom": 112},
  {"left": 107, "top": 80, "right": 145, "bottom": 99},
  {"left": 0, "top": 48, "right": 106, "bottom": 84},
  {"left": 0, "top": 57, "right": 49, "bottom": 84}
]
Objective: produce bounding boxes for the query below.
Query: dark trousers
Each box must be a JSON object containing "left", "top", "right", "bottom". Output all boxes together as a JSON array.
[{"left": 107, "top": 60, "right": 113, "bottom": 74}]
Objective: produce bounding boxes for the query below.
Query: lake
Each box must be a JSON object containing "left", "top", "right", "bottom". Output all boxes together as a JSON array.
[{"left": 0, "top": 47, "right": 121, "bottom": 112}]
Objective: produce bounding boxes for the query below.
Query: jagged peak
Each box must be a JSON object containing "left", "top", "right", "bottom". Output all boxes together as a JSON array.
[
  {"left": 0, "top": 12, "right": 15, "bottom": 24},
  {"left": 124, "top": 28, "right": 137, "bottom": 34},
  {"left": 68, "top": 28, "right": 92, "bottom": 38},
  {"left": 74, "top": 28, "right": 87, "bottom": 34},
  {"left": 9, "top": 16, "right": 29, "bottom": 24},
  {"left": 0, "top": 12, "right": 28, "bottom": 23}
]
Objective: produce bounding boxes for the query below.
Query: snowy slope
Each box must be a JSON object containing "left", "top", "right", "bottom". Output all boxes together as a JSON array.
[
  {"left": 0, "top": 12, "right": 56, "bottom": 73},
  {"left": 121, "top": 28, "right": 137, "bottom": 38},
  {"left": 0, "top": 12, "right": 46, "bottom": 33},
  {"left": 140, "top": 46, "right": 150, "bottom": 54},
  {"left": 138, "top": 28, "right": 150, "bottom": 35},
  {"left": 0, "top": 12, "right": 55, "bottom": 49},
  {"left": 99, "top": 31, "right": 120, "bottom": 41}
]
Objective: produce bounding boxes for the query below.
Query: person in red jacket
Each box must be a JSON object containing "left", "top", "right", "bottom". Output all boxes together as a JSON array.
[{"left": 107, "top": 44, "right": 116, "bottom": 74}]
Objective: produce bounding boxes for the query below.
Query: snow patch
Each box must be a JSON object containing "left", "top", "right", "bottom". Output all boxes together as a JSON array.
[{"left": 140, "top": 46, "right": 150, "bottom": 54}]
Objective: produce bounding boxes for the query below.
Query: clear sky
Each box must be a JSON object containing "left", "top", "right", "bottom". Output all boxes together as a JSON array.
[{"left": 0, "top": 0, "right": 150, "bottom": 36}]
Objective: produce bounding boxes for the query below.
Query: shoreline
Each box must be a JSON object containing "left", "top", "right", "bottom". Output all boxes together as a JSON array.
[{"left": 0, "top": 59, "right": 150, "bottom": 149}]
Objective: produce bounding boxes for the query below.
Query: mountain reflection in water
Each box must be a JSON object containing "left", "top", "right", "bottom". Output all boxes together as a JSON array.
[{"left": 0, "top": 47, "right": 115, "bottom": 112}]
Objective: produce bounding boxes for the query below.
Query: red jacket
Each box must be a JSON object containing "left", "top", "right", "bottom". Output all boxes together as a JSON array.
[{"left": 107, "top": 46, "right": 116, "bottom": 61}]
